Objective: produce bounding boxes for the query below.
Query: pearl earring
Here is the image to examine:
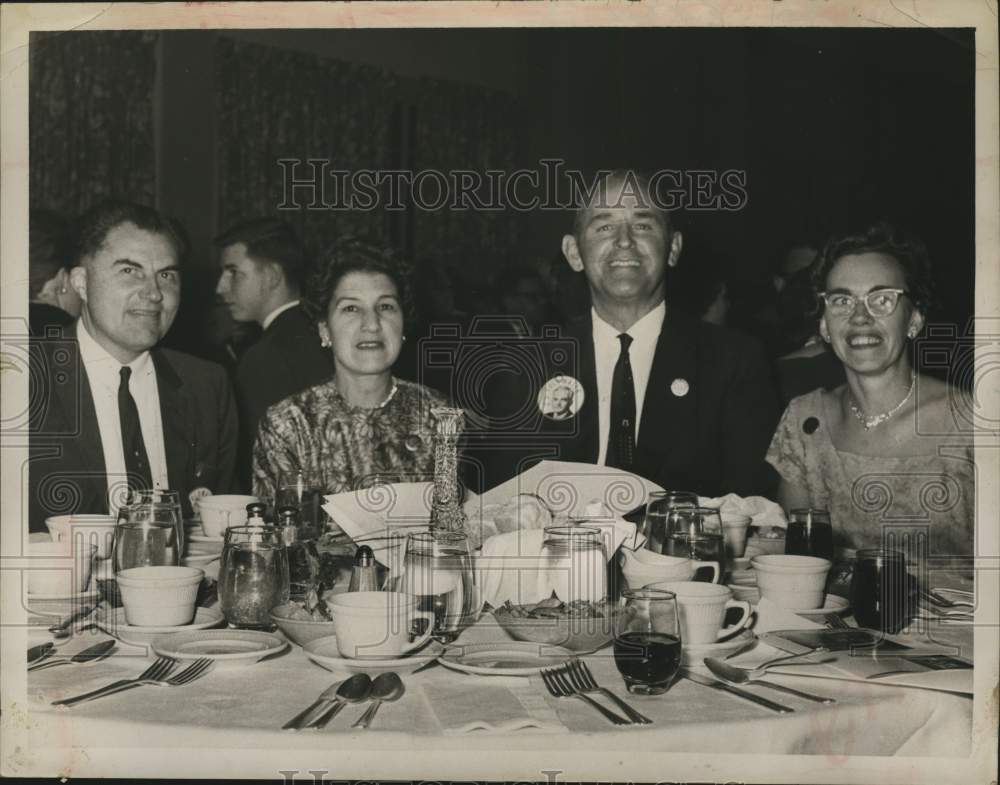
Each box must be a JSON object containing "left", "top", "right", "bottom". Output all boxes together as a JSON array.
[{"left": 60, "top": 287, "right": 67, "bottom": 294}]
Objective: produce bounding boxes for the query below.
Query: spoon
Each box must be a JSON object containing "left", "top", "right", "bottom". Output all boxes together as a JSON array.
[
  {"left": 703, "top": 657, "right": 837, "bottom": 704},
  {"left": 28, "top": 642, "right": 55, "bottom": 665},
  {"left": 351, "top": 672, "right": 404, "bottom": 729},
  {"left": 48, "top": 605, "right": 96, "bottom": 637},
  {"left": 308, "top": 673, "right": 372, "bottom": 729},
  {"left": 28, "top": 639, "right": 117, "bottom": 672}
]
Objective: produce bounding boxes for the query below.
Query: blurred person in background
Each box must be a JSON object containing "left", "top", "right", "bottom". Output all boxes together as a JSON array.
[{"left": 28, "top": 208, "right": 82, "bottom": 336}]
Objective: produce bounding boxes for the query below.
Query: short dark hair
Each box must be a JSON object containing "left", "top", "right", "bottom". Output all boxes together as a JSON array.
[
  {"left": 813, "top": 221, "right": 935, "bottom": 314},
  {"left": 29, "top": 208, "right": 72, "bottom": 296},
  {"left": 213, "top": 218, "right": 307, "bottom": 291},
  {"left": 74, "top": 200, "right": 188, "bottom": 266},
  {"left": 303, "top": 237, "right": 415, "bottom": 329},
  {"left": 571, "top": 168, "right": 673, "bottom": 237}
]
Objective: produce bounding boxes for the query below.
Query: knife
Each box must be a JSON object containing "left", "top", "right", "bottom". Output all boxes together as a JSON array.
[
  {"left": 282, "top": 680, "right": 345, "bottom": 730},
  {"left": 680, "top": 669, "right": 795, "bottom": 714},
  {"left": 28, "top": 642, "right": 55, "bottom": 665}
]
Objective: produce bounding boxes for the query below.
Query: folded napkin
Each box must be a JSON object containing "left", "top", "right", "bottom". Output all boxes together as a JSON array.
[
  {"left": 421, "top": 680, "right": 567, "bottom": 734},
  {"left": 476, "top": 518, "right": 636, "bottom": 608},
  {"left": 699, "top": 493, "right": 788, "bottom": 529}
]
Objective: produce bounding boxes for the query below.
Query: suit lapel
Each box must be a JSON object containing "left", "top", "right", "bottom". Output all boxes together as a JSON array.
[
  {"left": 566, "top": 315, "right": 599, "bottom": 462},
  {"left": 151, "top": 349, "right": 191, "bottom": 492},
  {"left": 636, "top": 310, "right": 700, "bottom": 472}
]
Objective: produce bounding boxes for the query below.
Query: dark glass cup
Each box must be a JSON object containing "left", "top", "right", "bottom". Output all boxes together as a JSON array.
[
  {"left": 613, "top": 588, "right": 682, "bottom": 695},
  {"left": 785, "top": 508, "right": 834, "bottom": 560},
  {"left": 850, "top": 548, "right": 913, "bottom": 634}
]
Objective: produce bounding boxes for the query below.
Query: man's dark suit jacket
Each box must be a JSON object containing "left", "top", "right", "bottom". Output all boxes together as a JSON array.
[
  {"left": 28, "top": 325, "right": 238, "bottom": 532},
  {"left": 233, "top": 304, "right": 334, "bottom": 487},
  {"left": 478, "top": 309, "right": 780, "bottom": 499}
]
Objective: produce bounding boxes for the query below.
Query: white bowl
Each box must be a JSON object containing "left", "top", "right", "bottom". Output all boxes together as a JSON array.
[
  {"left": 45, "top": 514, "right": 117, "bottom": 559},
  {"left": 751, "top": 554, "right": 831, "bottom": 609},
  {"left": 195, "top": 495, "right": 257, "bottom": 538},
  {"left": 27, "top": 536, "right": 97, "bottom": 596},
  {"left": 116, "top": 566, "right": 204, "bottom": 627}
]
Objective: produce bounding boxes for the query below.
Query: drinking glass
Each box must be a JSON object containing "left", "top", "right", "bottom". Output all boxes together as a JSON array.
[
  {"left": 388, "top": 530, "right": 476, "bottom": 643},
  {"left": 664, "top": 507, "right": 726, "bottom": 567},
  {"left": 218, "top": 526, "right": 290, "bottom": 630},
  {"left": 128, "top": 490, "right": 185, "bottom": 552},
  {"left": 643, "top": 490, "right": 698, "bottom": 555},
  {"left": 785, "top": 508, "right": 834, "bottom": 560},
  {"left": 850, "top": 548, "right": 914, "bottom": 634},
  {"left": 275, "top": 471, "right": 324, "bottom": 540},
  {"left": 614, "top": 588, "right": 682, "bottom": 695},
  {"left": 113, "top": 505, "right": 181, "bottom": 571},
  {"left": 539, "top": 525, "right": 608, "bottom": 603}
]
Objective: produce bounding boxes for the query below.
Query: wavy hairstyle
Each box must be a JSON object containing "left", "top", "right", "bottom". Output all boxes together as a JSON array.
[
  {"left": 302, "top": 236, "right": 416, "bottom": 330},
  {"left": 812, "top": 221, "right": 936, "bottom": 315}
]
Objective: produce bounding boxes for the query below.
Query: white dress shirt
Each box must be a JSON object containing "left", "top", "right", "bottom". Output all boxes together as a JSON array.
[
  {"left": 592, "top": 302, "right": 666, "bottom": 465},
  {"left": 77, "top": 319, "right": 169, "bottom": 514},
  {"left": 261, "top": 299, "right": 300, "bottom": 331}
]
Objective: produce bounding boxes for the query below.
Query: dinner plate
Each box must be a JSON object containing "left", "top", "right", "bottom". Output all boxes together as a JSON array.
[
  {"left": 27, "top": 589, "right": 101, "bottom": 605},
  {"left": 303, "top": 635, "right": 444, "bottom": 675},
  {"left": 152, "top": 629, "right": 287, "bottom": 668},
  {"left": 680, "top": 628, "right": 755, "bottom": 669},
  {"left": 438, "top": 641, "right": 574, "bottom": 676},
  {"left": 96, "top": 606, "right": 225, "bottom": 645}
]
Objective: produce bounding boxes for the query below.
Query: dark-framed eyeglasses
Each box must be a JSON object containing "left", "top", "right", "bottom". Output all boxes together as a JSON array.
[{"left": 818, "top": 288, "right": 909, "bottom": 318}]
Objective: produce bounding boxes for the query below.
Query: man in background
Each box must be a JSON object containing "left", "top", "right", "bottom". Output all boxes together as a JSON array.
[
  {"left": 29, "top": 200, "right": 237, "bottom": 531},
  {"left": 28, "top": 208, "right": 82, "bottom": 336},
  {"left": 214, "top": 218, "right": 334, "bottom": 487}
]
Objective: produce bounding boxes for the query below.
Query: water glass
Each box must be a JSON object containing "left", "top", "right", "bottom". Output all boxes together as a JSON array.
[
  {"left": 113, "top": 505, "right": 181, "bottom": 571},
  {"left": 663, "top": 507, "right": 726, "bottom": 567},
  {"left": 275, "top": 471, "right": 324, "bottom": 540},
  {"left": 643, "top": 491, "right": 698, "bottom": 555},
  {"left": 613, "top": 588, "right": 682, "bottom": 695},
  {"left": 786, "top": 508, "right": 834, "bottom": 560},
  {"left": 539, "top": 525, "right": 608, "bottom": 604},
  {"left": 388, "top": 530, "right": 477, "bottom": 643},
  {"left": 128, "top": 490, "right": 185, "bottom": 552},
  {"left": 850, "top": 548, "right": 914, "bottom": 634},
  {"left": 218, "top": 526, "right": 290, "bottom": 630}
]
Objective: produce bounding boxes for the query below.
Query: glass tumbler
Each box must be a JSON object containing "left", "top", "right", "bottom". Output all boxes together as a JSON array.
[
  {"left": 218, "top": 526, "right": 290, "bottom": 630},
  {"left": 113, "top": 504, "right": 182, "bottom": 571},
  {"left": 643, "top": 490, "right": 698, "bottom": 555},
  {"left": 614, "top": 588, "right": 682, "bottom": 695}
]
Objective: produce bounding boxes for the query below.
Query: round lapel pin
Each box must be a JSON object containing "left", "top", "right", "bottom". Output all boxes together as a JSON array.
[
  {"left": 670, "top": 378, "right": 690, "bottom": 397},
  {"left": 538, "top": 375, "right": 585, "bottom": 421}
]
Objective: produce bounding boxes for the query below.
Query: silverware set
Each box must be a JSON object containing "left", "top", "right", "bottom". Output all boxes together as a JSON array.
[
  {"left": 51, "top": 656, "right": 214, "bottom": 707},
  {"left": 541, "top": 658, "right": 652, "bottom": 726},
  {"left": 283, "top": 672, "right": 405, "bottom": 731},
  {"left": 29, "top": 639, "right": 117, "bottom": 672}
]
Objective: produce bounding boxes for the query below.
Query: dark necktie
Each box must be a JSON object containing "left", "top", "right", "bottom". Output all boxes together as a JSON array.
[
  {"left": 606, "top": 333, "right": 636, "bottom": 471},
  {"left": 118, "top": 366, "right": 153, "bottom": 495}
]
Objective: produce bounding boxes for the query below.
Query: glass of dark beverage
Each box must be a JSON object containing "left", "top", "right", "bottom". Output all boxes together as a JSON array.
[
  {"left": 850, "top": 548, "right": 912, "bottom": 634},
  {"left": 786, "top": 508, "right": 834, "bottom": 560},
  {"left": 643, "top": 490, "right": 698, "bottom": 555},
  {"left": 613, "top": 588, "right": 682, "bottom": 695}
]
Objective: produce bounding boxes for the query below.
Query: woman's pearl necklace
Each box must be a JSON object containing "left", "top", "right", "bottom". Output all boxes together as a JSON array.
[{"left": 848, "top": 371, "right": 916, "bottom": 431}]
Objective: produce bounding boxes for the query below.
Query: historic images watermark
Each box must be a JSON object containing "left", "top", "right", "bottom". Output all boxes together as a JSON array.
[{"left": 276, "top": 160, "right": 749, "bottom": 213}]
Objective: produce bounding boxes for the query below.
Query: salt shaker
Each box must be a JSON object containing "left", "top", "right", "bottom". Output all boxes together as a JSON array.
[{"left": 348, "top": 545, "right": 380, "bottom": 592}]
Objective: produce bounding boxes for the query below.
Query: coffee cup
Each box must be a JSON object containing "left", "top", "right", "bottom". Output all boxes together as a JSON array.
[
  {"left": 329, "top": 591, "right": 434, "bottom": 658},
  {"left": 651, "top": 580, "right": 752, "bottom": 645},
  {"left": 116, "top": 566, "right": 203, "bottom": 626},
  {"left": 27, "top": 533, "right": 97, "bottom": 596},
  {"left": 196, "top": 494, "right": 258, "bottom": 538},
  {"left": 620, "top": 547, "right": 720, "bottom": 589},
  {"left": 45, "top": 514, "right": 118, "bottom": 560},
  {"left": 751, "top": 554, "right": 831, "bottom": 610}
]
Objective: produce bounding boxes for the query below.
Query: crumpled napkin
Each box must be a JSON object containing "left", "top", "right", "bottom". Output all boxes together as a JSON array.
[
  {"left": 700, "top": 493, "right": 788, "bottom": 529},
  {"left": 476, "top": 518, "right": 636, "bottom": 608},
  {"left": 421, "top": 680, "right": 567, "bottom": 734}
]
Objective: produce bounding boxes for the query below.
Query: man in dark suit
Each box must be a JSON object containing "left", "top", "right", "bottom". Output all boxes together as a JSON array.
[
  {"left": 214, "top": 219, "right": 334, "bottom": 488},
  {"left": 481, "top": 170, "right": 779, "bottom": 498},
  {"left": 28, "top": 201, "right": 238, "bottom": 533}
]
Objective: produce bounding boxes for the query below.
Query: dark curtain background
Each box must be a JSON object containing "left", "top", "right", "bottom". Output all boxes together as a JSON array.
[{"left": 29, "top": 31, "right": 157, "bottom": 214}]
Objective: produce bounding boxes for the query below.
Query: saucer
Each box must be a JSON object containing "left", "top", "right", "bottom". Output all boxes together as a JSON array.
[
  {"left": 187, "top": 533, "right": 224, "bottom": 545},
  {"left": 303, "top": 635, "right": 444, "bottom": 675},
  {"left": 438, "top": 641, "right": 574, "bottom": 677},
  {"left": 27, "top": 588, "right": 101, "bottom": 606},
  {"left": 728, "top": 585, "right": 850, "bottom": 618},
  {"left": 96, "top": 606, "right": 225, "bottom": 645},
  {"left": 153, "top": 629, "right": 287, "bottom": 668},
  {"left": 680, "top": 628, "right": 755, "bottom": 669}
]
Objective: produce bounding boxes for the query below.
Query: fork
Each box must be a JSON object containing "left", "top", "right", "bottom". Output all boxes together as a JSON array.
[
  {"left": 540, "top": 666, "right": 631, "bottom": 726},
  {"left": 53, "top": 658, "right": 212, "bottom": 707},
  {"left": 565, "top": 658, "right": 652, "bottom": 725}
]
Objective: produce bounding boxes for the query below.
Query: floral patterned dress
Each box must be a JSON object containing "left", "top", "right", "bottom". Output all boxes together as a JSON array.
[
  {"left": 252, "top": 378, "right": 448, "bottom": 500},
  {"left": 766, "top": 389, "right": 975, "bottom": 558}
]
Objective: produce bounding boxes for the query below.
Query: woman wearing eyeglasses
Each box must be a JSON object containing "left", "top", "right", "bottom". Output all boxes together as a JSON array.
[{"left": 766, "top": 222, "right": 973, "bottom": 556}]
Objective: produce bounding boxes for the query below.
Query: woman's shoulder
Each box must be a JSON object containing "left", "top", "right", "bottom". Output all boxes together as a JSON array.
[
  {"left": 262, "top": 380, "right": 337, "bottom": 423},
  {"left": 395, "top": 379, "right": 449, "bottom": 407},
  {"left": 915, "top": 375, "right": 972, "bottom": 438},
  {"left": 784, "top": 386, "right": 839, "bottom": 418}
]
